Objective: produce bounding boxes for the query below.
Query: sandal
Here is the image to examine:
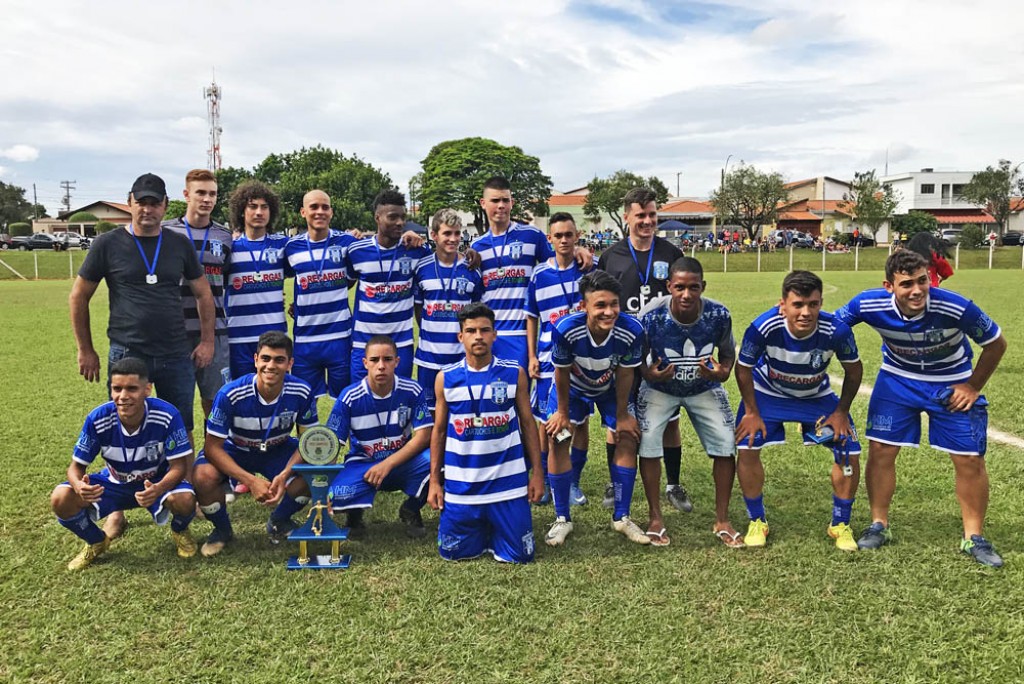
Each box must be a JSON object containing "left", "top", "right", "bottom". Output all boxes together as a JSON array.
[
  {"left": 645, "top": 527, "right": 671, "bottom": 547},
  {"left": 713, "top": 528, "right": 745, "bottom": 549}
]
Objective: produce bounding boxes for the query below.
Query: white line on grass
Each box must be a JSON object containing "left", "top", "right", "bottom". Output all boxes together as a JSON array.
[{"left": 0, "top": 259, "right": 27, "bottom": 279}]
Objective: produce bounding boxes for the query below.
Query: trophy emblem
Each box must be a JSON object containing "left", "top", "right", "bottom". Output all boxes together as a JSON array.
[{"left": 287, "top": 426, "right": 352, "bottom": 570}]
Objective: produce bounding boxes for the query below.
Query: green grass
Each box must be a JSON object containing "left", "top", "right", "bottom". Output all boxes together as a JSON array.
[{"left": 2, "top": 272, "right": 1023, "bottom": 683}]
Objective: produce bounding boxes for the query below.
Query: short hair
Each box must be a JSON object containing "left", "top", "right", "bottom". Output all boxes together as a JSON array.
[
  {"left": 373, "top": 189, "right": 406, "bottom": 212},
  {"left": 430, "top": 208, "right": 463, "bottom": 233},
  {"left": 885, "top": 250, "right": 929, "bottom": 281},
  {"left": 365, "top": 335, "right": 398, "bottom": 356},
  {"left": 483, "top": 176, "right": 511, "bottom": 193},
  {"left": 256, "top": 330, "right": 293, "bottom": 358},
  {"left": 579, "top": 269, "right": 622, "bottom": 299},
  {"left": 623, "top": 187, "right": 657, "bottom": 213},
  {"left": 185, "top": 169, "right": 216, "bottom": 185},
  {"left": 548, "top": 212, "right": 576, "bottom": 228},
  {"left": 109, "top": 357, "right": 149, "bottom": 382},
  {"left": 781, "top": 270, "right": 822, "bottom": 298},
  {"left": 229, "top": 180, "right": 280, "bottom": 232},
  {"left": 458, "top": 302, "right": 496, "bottom": 328},
  {"left": 668, "top": 256, "right": 703, "bottom": 280}
]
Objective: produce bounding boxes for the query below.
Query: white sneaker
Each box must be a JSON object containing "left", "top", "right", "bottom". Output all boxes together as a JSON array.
[
  {"left": 545, "top": 517, "right": 574, "bottom": 546},
  {"left": 612, "top": 516, "right": 651, "bottom": 545}
]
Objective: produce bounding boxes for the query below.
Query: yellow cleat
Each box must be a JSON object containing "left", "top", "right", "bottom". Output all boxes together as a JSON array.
[
  {"left": 828, "top": 523, "right": 859, "bottom": 552},
  {"left": 744, "top": 519, "right": 769, "bottom": 547},
  {"left": 172, "top": 529, "right": 198, "bottom": 558},
  {"left": 67, "top": 536, "right": 111, "bottom": 571}
]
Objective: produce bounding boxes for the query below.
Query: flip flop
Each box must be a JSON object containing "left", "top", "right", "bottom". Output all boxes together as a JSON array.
[
  {"left": 713, "top": 528, "right": 745, "bottom": 549},
  {"left": 646, "top": 527, "right": 670, "bottom": 547}
]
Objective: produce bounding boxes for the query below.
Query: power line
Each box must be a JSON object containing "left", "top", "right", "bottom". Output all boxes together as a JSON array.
[{"left": 60, "top": 180, "right": 76, "bottom": 214}]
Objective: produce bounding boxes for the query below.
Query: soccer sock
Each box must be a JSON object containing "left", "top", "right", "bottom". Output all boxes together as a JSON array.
[
  {"left": 539, "top": 450, "right": 549, "bottom": 481},
  {"left": 832, "top": 496, "right": 854, "bottom": 526},
  {"left": 200, "top": 502, "right": 234, "bottom": 537},
  {"left": 663, "top": 446, "right": 682, "bottom": 486},
  {"left": 549, "top": 471, "right": 573, "bottom": 522},
  {"left": 610, "top": 464, "right": 637, "bottom": 521},
  {"left": 605, "top": 442, "right": 616, "bottom": 480},
  {"left": 171, "top": 509, "right": 195, "bottom": 533},
  {"left": 271, "top": 494, "right": 309, "bottom": 523},
  {"left": 570, "top": 447, "right": 588, "bottom": 486},
  {"left": 58, "top": 510, "right": 106, "bottom": 544},
  {"left": 403, "top": 493, "right": 426, "bottom": 512},
  {"left": 744, "top": 495, "right": 766, "bottom": 522}
]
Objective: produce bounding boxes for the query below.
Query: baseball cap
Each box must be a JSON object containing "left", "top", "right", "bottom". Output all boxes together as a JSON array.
[{"left": 130, "top": 173, "right": 167, "bottom": 201}]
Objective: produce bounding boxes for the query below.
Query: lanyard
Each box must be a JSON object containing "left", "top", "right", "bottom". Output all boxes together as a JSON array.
[
  {"left": 374, "top": 237, "right": 401, "bottom": 287},
  {"left": 627, "top": 239, "right": 654, "bottom": 287},
  {"left": 555, "top": 260, "right": 579, "bottom": 312},
  {"left": 495, "top": 227, "right": 512, "bottom": 270},
  {"left": 434, "top": 256, "right": 457, "bottom": 301},
  {"left": 246, "top": 236, "right": 270, "bottom": 274},
  {"left": 368, "top": 380, "right": 399, "bottom": 447},
  {"left": 256, "top": 379, "right": 285, "bottom": 450},
  {"left": 114, "top": 404, "right": 148, "bottom": 465},
  {"left": 465, "top": 362, "right": 490, "bottom": 418},
  {"left": 182, "top": 217, "right": 211, "bottom": 264},
  {"left": 304, "top": 234, "right": 330, "bottom": 277},
  {"left": 130, "top": 225, "right": 163, "bottom": 284}
]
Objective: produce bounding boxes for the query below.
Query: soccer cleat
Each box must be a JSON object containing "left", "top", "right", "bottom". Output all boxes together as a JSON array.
[
  {"left": 570, "top": 483, "right": 589, "bottom": 506},
  {"left": 200, "top": 529, "right": 234, "bottom": 557},
  {"left": 960, "top": 535, "right": 1003, "bottom": 568},
  {"left": 827, "top": 523, "right": 858, "bottom": 552},
  {"left": 665, "top": 484, "right": 694, "bottom": 513},
  {"left": 171, "top": 529, "right": 198, "bottom": 558},
  {"left": 398, "top": 500, "right": 426, "bottom": 539},
  {"left": 857, "top": 522, "right": 892, "bottom": 550},
  {"left": 602, "top": 483, "right": 615, "bottom": 509},
  {"left": 744, "top": 519, "right": 769, "bottom": 547},
  {"left": 545, "top": 517, "right": 574, "bottom": 546},
  {"left": 67, "top": 535, "right": 111, "bottom": 571},
  {"left": 266, "top": 517, "right": 298, "bottom": 544},
  {"left": 612, "top": 516, "right": 651, "bottom": 545}
]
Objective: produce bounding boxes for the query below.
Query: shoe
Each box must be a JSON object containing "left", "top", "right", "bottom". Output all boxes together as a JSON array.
[
  {"left": 827, "top": 523, "right": 858, "bottom": 552},
  {"left": 545, "top": 517, "right": 574, "bottom": 546},
  {"left": 171, "top": 529, "right": 198, "bottom": 558},
  {"left": 612, "top": 516, "right": 651, "bottom": 545},
  {"left": 602, "top": 483, "right": 615, "bottom": 509},
  {"left": 960, "top": 535, "right": 1003, "bottom": 568},
  {"left": 346, "top": 509, "right": 367, "bottom": 539},
  {"left": 534, "top": 485, "right": 552, "bottom": 506},
  {"left": 398, "top": 500, "right": 426, "bottom": 539},
  {"left": 266, "top": 517, "right": 298, "bottom": 544},
  {"left": 200, "top": 529, "right": 234, "bottom": 557},
  {"left": 744, "top": 519, "right": 769, "bottom": 547},
  {"left": 67, "top": 535, "right": 111, "bottom": 571},
  {"left": 857, "top": 522, "right": 892, "bottom": 550},
  {"left": 570, "top": 483, "right": 588, "bottom": 506},
  {"left": 665, "top": 484, "right": 693, "bottom": 513}
]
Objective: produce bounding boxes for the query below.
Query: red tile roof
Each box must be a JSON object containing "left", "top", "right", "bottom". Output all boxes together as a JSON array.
[
  {"left": 933, "top": 213, "right": 996, "bottom": 224},
  {"left": 548, "top": 195, "right": 587, "bottom": 206},
  {"left": 660, "top": 199, "right": 714, "bottom": 214},
  {"left": 778, "top": 211, "right": 823, "bottom": 221}
]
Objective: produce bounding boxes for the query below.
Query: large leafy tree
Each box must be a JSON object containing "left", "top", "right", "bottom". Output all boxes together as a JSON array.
[
  {"left": 212, "top": 166, "right": 253, "bottom": 225},
  {"left": 163, "top": 200, "right": 187, "bottom": 221},
  {"left": 961, "top": 159, "right": 1024, "bottom": 236},
  {"left": 419, "top": 137, "right": 552, "bottom": 233},
  {"left": 891, "top": 210, "right": 939, "bottom": 238},
  {"left": 840, "top": 170, "right": 900, "bottom": 238},
  {"left": 582, "top": 170, "right": 669, "bottom": 235},
  {"left": 708, "top": 163, "right": 787, "bottom": 240},
  {"left": 0, "top": 181, "right": 33, "bottom": 230}
]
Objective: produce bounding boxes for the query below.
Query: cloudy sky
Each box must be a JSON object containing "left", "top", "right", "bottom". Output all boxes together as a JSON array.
[{"left": 3, "top": 0, "right": 1023, "bottom": 215}]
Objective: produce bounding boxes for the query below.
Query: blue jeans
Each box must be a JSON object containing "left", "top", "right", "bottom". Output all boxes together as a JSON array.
[{"left": 108, "top": 342, "right": 197, "bottom": 431}]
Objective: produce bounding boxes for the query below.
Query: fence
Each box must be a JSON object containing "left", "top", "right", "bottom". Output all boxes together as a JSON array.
[{"left": 0, "top": 250, "right": 90, "bottom": 281}]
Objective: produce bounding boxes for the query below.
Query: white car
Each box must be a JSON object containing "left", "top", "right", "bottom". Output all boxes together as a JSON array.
[{"left": 51, "top": 232, "right": 85, "bottom": 247}]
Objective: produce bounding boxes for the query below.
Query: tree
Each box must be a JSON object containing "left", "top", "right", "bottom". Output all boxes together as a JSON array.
[
  {"left": 961, "top": 159, "right": 1024, "bottom": 237},
  {"left": 891, "top": 211, "right": 939, "bottom": 238},
  {"left": 408, "top": 172, "right": 424, "bottom": 220},
  {"left": 164, "top": 200, "right": 187, "bottom": 221},
  {"left": 94, "top": 221, "right": 117, "bottom": 234},
  {"left": 840, "top": 170, "right": 900, "bottom": 238},
  {"left": 67, "top": 212, "right": 99, "bottom": 224},
  {"left": 0, "top": 181, "right": 32, "bottom": 230},
  {"left": 419, "top": 137, "right": 553, "bottom": 233},
  {"left": 212, "top": 166, "right": 253, "bottom": 226},
  {"left": 582, "top": 170, "right": 670, "bottom": 235},
  {"left": 960, "top": 223, "right": 985, "bottom": 249},
  {"left": 32, "top": 204, "right": 49, "bottom": 219},
  {"left": 708, "top": 163, "right": 788, "bottom": 240}
]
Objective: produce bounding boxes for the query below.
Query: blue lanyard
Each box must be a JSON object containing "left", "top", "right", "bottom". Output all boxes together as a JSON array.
[
  {"left": 375, "top": 237, "right": 401, "bottom": 287},
  {"left": 256, "top": 380, "right": 286, "bottom": 448},
  {"left": 627, "top": 239, "right": 654, "bottom": 287},
  {"left": 555, "top": 260, "right": 579, "bottom": 312},
  {"left": 115, "top": 404, "right": 148, "bottom": 464},
  {"left": 304, "top": 234, "right": 330, "bottom": 277},
  {"left": 496, "top": 228, "right": 511, "bottom": 269},
  {"left": 465, "top": 362, "right": 490, "bottom": 418},
  {"left": 182, "top": 217, "right": 211, "bottom": 264},
  {"left": 130, "top": 225, "right": 163, "bottom": 281},
  {"left": 245, "top": 236, "right": 270, "bottom": 274},
  {"left": 434, "top": 256, "right": 457, "bottom": 301},
  {"left": 368, "top": 380, "right": 399, "bottom": 446}
]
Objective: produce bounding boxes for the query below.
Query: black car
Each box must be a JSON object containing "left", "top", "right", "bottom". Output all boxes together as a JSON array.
[
  {"left": 1000, "top": 231, "right": 1023, "bottom": 246},
  {"left": 10, "top": 233, "right": 67, "bottom": 251}
]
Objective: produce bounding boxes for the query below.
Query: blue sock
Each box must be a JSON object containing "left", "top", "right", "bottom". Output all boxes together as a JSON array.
[
  {"left": 171, "top": 509, "right": 195, "bottom": 533},
  {"left": 832, "top": 495, "right": 854, "bottom": 526},
  {"left": 271, "top": 493, "right": 307, "bottom": 523},
  {"left": 610, "top": 464, "right": 637, "bottom": 521},
  {"left": 201, "top": 502, "right": 233, "bottom": 538},
  {"left": 744, "top": 495, "right": 766, "bottom": 522},
  {"left": 570, "top": 447, "right": 588, "bottom": 486},
  {"left": 58, "top": 510, "right": 106, "bottom": 544},
  {"left": 549, "top": 471, "right": 573, "bottom": 521}
]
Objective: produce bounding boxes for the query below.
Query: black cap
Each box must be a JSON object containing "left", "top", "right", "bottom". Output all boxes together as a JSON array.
[{"left": 130, "top": 173, "right": 167, "bottom": 202}]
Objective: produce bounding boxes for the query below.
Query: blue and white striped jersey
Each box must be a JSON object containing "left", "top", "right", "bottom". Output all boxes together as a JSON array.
[
  {"left": 413, "top": 255, "right": 483, "bottom": 370},
  {"left": 551, "top": 311, "right": 645, "bottom": 398},
  {"left": 225, "top": 234, "right": 289, "bottom": 345},
  {"left": 441, "top": 358, "right": 527, "bottom": 505},
  {"left": 525, "top": 260, "right": 584, "bottom": 379},
  {"left": 834, "top": 287, "right": 1000, "bottom": 382},
  {"left": 284, "top": 231, "right": 355, "bottom": 345},
  {"left": 471, "top": 224, "right": 554, "bottom": 337},
  {"left": 326, "top": 376, "right": 433, "bottom": 463},
  {"left": 206, "top": 373, "right": 319, "bottom": 458},
  {"left": 72, "top": 397, "right": 191, "bottom": 484},
  {"left": 345, "top": 237, "right": 431, "bottom": 350},
  {"left": 738, "top": 308, "right": 858, "bottom": 399}
]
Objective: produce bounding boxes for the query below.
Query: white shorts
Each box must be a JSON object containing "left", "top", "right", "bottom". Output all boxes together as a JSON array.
[{"left": 636, "top": 384, "right": 735, "bottom": 459}]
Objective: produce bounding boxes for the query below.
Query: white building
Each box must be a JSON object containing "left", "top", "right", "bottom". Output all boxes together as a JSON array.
[{"left": 882, "top": 168, "right": 995, "bottom": 233}]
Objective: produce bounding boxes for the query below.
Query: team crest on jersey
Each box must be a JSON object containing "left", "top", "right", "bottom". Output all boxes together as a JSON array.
[
  {"left": 328, "top": 246, "right": 344, "bottom": 263},
  {"left": 653, "top": 261, "right": 669, "bottom": 280},
  {"left": 509, "top": 242, "right": 523, "bottom": 260},
  {"left": 263, "top": 247, "right": 278, "bottom": 263},
  {"left": 279, "top": 410, "right": 296, "bottom": 431},
  {"left": 455, "top": 277, "right": 469, "bottom": 295},
  {"left": 490, "top": 380, "right": 509, "bottom": 405},
  {"left": 144, "top": 441, "right": 161, "bottom": 462},
  {"left": 415, "top": 405, "right": 427, "bottom": 422},
  {"left": 924, "top": 328, "right": 944, "bottom": 344},
  {"left": 398, "top": 257, "right": 413, "bottom": 276},
  {"left": 397, "top": 405, "right": 411, "bottom": 427},
  {"left": 210, "top": 240, "right": 223, "bottom": 258},
  {"left": 810, "top": 350, "right": 824, "bottom": 370}
]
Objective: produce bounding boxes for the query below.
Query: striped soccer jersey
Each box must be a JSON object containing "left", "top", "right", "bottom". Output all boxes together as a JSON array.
[
  {"left": 471, "top": 223, "right": 554, "bottom": 337},
  {"left": 284, "top": 230, "right": 355, "bottom": 345},
  {"left": 326, "top": 377, "right": 433, "bottom": 462},
  {"left": 525, "top": 259, "right": 584, "bottom": 380},
  {"left": 413, "top": 254, "right": 483, "bottom": 370},
  {"left": 550, "top": 311, "right": 645, "bottom": 398},
  {"left": 162, "top": 217, "right": 233, "bottom": 335},
  {"left": 225, "top": 233, "right": 289, "bottom": 345}
]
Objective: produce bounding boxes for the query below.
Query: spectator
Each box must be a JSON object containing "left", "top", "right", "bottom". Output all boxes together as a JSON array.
[{"left": 906, "top": 232, "right": 954, "bottom": 287}]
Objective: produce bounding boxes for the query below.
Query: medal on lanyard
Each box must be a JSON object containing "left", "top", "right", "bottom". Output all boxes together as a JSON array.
[
  {"left": 558, "top": 262, "right": 578, "bottom": 313},
  {"left": 258, "top": 386, "right": 285, "bottom": 453},
  {"left": 371, "top": 382, "right": 398, "bottom": 459},
  {"left": 249, "top": 236, "right": 269, "bottom": 275},
  {"left": 375, "top": 238, "right": 400, "bottom": 289},
  {"left": 182, "top": 217, "right": 211, "bottom": 266},
  {"left": 130, "top": 226, "right": 163, "bottom": 285},
  {"left": 467, "top": 366, "right": 487, "bottom": 427},
  {"left": 495, "top": 230, "right": 509, "bottom": 279},
  {"left": 435, "top": 257, "right": 456, "bottom": 312},
  {"left": 304, "top": 234, "right": 330, "bottom": 278},
  {"left": 628, "top": 239, "right": 654, "bottom": 297}
]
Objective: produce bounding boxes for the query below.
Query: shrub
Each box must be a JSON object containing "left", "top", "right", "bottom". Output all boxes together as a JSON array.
[
  {"left": 67, "top": 212, "right": 99, "bottom": 224},
  {"left": 9, "top": 222, "right": 32, "bottom": 236},
  {"left": 94, "top": 221, "right": 118, "bottom": 234},
  {"left": 960, "top": 223, "right": 985, "bottom": 249},
  {"left": 892, "top": 211, "right": 939, "bottom": 238}
]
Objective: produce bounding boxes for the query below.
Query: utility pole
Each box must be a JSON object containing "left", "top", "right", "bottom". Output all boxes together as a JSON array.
[
  {"left": 676, "top": 172, "right": 682, "bottom": 198},
  {"left": 60, "top": 180, "right": 76, "bottom": 215},
  {"left": 33, "top": 183, "right": 39, "bottom": 218}
]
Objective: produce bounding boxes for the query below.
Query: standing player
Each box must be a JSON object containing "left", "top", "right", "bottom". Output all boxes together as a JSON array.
[
  {"left": 427, "top": 303, "right": 545, "bottom": 563},
  {"left": 413, "top": 208, "right": 483, "bottom": 410},
  {"left": 51, "top": 358, "right": 197, "bottom": 570},
  {"left": 598, "top": 188, "right": 690, "bottom": 513},
  {"left": 636, "top": 258, "right": 741, "bottom": 547},
  {"left": 326, "top": 336, "right": 433, "bottom": 539},
  {"left": 734, "top": 270, "right": 864, "bottom": 551},
  {"left": 545, "top": 270, "right": 649, "bottom": 546},
  {"left": 835, "top": 251, "right": 1008, "bottom": 567}
]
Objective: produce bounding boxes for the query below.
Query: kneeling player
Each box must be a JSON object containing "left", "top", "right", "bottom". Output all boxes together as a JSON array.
[
  {"left": 427, "top": 303, "right": 544, "bottom": 563},
  {"left": 193, "top": 331, "right": 319, "bottom": 556},
  {"left": 326, "top": 335, "right": 432, "bottom": 539},
  {"left": 735, "top": 271, "right": 864, "bottom": 551},
  {"left": 51, "top": 358, "right": 196, "bottom": 570}
]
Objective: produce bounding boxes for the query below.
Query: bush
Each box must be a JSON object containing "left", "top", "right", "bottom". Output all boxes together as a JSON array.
[
  {"left": 960, "top": 223, "right": 985, "bottom": 249},
  {"left": 834, "top": 233, "right": 853, "bottom": 246},
  {"left": 67, "top": 212, "right": 99, "bottom": 224},
  {"left": 94, "top": 221, "right": 118, "bottom": 234},
  {"left": 8, "top": 222, "right": 32, "bottom": 236},
  {"left": 892, "top": 211, "right": 939, "bottom": 238}
]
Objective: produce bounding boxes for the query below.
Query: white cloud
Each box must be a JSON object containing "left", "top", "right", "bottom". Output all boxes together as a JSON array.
[{"left": 0, "top": 144, "right": 39, "bottom": 162}]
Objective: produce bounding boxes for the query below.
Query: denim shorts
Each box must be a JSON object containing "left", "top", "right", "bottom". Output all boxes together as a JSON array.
[{"left": 636, "top": 384, "right": 735, "bottom": 458}]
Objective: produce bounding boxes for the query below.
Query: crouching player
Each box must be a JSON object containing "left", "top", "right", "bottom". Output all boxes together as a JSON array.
[
  {"left": 734, "top": 271, "right": 864, "bottom": 551},
  {"left": 545, "top": 270, "right": 649, "bottom": 546},
  {"left": 326, "top": 335, "right": 432, "bottom": 539},
  {"left": 51, "top": 358, "right": 196, "bottom": 570},
  {"left": 427, "top": 303, "right": 545, "bottom": 563},
  {"left": 193, "top": 331, "right": 319, "bottom": 557}
]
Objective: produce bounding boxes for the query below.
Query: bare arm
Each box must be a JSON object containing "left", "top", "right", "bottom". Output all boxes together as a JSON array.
[
  {"left": 188, "top": 275, "right": 215, "bottom": 368},
  {"left": 364, "top": 426, "right": 431, "bottom": 489},
  {"left": 515, "top": 368, "right": 544, "bottom": 503},
  {"left": 526, "top": 317, "right": 540, "bottom": 379},
  {"left": 734, "top": 364, "right": 767, "bottom": 448},
  {"left": 69, "top": 277, "right": 101, "bottom": 382},
  {"left": 949, "top": 334, "right": 1008, "bottom": 411},
  {"left": 427, "top": 371, "right": 449, "bottom": 510}
]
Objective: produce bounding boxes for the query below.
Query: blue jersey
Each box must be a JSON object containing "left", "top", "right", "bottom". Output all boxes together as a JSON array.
[
  {"left": 834, "top": 287, "right": 1001, "bottom": 383},
  {"left": 346, "top": 237, "right": 431, "bottom": 350},
  {"left": 525, "top": 259, "right": 584, "bottom": 379},
  {"left": 284, "top": 230, "right": 355, "bottom": 344},
  {"left": 441, "top": 358, "right": 527, "bottom": 505},
  {"left": 640, "top": 297, "right": 735, "bottom": 398},
  {"left": 738, "top": 307, "right": 859, "bottom": 399},
  {"left": 413, "top": 255, "right": 483, "bottom": 370},
  {"left": 206, "top": 373, "right": 319, "bottom": 458},
  {"left": 326, "top": 376, "right": 432, "bottom": 462},
  {"left": 72, "top": 397, "right": 191, "bottom": 484},
  {"left": 225, "top": 233, "right": 289, "bottom": 345},
  {"left": 472, "top": 223, "right": 554, "bottom": 337},
  {"left": 551, "top": 311, "right": 645, "bottom": 398}
]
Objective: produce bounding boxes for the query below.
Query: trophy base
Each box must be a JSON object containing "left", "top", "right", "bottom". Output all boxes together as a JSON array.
[{"left": 287, "top": 554, "right": 352, "bottom": 570}]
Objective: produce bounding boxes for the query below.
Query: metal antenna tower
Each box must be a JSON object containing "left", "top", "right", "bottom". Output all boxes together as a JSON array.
[{"left": 204, "top": 74, "right": 223, "bottom": 171}]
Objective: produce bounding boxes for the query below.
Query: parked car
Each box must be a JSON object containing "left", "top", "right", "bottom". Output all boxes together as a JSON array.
[
  {"left": 0, "top": 233, "right": 11, "bottom": 250},
  {"left": 10, "top": 233, "right": 68, "bottom": 251},
  {"left": 940, "top": 228, "right": 962, "bottom": 246},
  {"left": 999, "top": 231, "right": 1022, "bottom": 246},
  {"left": 51, "top": 231, "right": 85, "bottom": 248}
]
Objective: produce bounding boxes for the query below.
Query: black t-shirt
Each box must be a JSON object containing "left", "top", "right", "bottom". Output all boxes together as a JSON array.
[
  {"left": 597, "top": 236, "right": 683, "bottom": 315},
  {"left": 79, "top": 227, "right": 204, "bottom": 358}
]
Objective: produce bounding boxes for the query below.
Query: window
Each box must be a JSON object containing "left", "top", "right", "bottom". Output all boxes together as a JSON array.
[
  {"left": 920, "top": 183, "right": 935, "bottom": 194},
  {"left": 952, "top": 184, "right": 965, "bottom": 199}
]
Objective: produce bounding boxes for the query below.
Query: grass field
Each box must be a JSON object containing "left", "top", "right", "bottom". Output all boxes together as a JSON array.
[{"left": 2, "top": 270, "right": 1023, "bottom": 683}]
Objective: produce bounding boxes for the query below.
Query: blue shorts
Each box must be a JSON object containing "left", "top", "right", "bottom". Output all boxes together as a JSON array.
[
  {"left": 108, "top": 342, "right": 197, "bottom": 432},
  {"left": 547, "top": 385, "right": 623, "bottom": 430},
  {"left": 531, "top": 377, "right": 552, "bottom": 421},
  {"left": 60, "top": 468, "right": 195, "bottom": 525},
  {"left": 329, "top": 451, "right": 430, "bottom": 510},
  {"left": 867, "top": 371, "right": 988, "bottom": 456},
  {"left": 195, "top": 441, "right": 298, "bottom": 483},
  {"left": 734, "top": 390, "right": 862, "bottom": 454},
  {"left": 293, "top": 337, "right": 352, "bottom": 398},
  {"left": 492, "top": 336, "right": 528, "bottom": 371},
  {"left": 350, "top": 344, "right": 413, "bottom": 385},
  {"left": 228, "top": 340, "right": 258, "bottom": 380},
  {"left": 437, "top": 497, "right": 535, "bottom": 564}
]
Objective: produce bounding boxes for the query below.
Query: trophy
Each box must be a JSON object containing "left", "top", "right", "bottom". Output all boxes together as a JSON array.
[{"left": 287, "top": 426, "right": 351, "bottom": 570}]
